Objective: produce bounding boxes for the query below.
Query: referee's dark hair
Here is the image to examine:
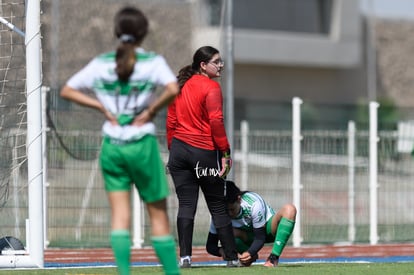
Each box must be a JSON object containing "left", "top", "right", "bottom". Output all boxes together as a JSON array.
[{"left": 177, "top": 46, "right": 219, "bottom": 89}]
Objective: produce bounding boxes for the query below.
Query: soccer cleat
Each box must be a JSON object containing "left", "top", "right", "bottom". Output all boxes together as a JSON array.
[
  {"left": 226, "top": 259, "right": 241, "bottom": 267},
  {"left": 263, "top": 253, "right": 279, "bottom": 267},
  {"left": 179, "top": 256, "right": 191, "bottom": 268}
]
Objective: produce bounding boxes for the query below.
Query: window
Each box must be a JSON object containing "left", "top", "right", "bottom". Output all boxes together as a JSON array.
[{"left": 207, "top": 0, "right": 333, "bottom": 34}]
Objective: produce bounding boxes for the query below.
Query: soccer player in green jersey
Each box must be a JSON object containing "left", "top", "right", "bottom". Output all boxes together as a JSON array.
[
  {"left": 60, "top": 6, "right": 180, "bottom": 275},
  {"left": 206, "top": 180, "right": 296, "bottom": 267}
]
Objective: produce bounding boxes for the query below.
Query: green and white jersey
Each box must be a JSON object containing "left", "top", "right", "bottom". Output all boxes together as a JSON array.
[
  {"left": 67, "top": 48, "right": 177, "bottom": 141},
  {"left": 210, "top": 192, "right": 275, "bottom": 233}
]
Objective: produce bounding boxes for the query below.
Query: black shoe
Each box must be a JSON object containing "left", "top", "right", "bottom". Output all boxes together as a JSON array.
[{"left": 180, "top": 257, "right": 191, "bottom": 268}]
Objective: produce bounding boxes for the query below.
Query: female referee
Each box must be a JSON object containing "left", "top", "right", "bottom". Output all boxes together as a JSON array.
[{"left": 166, "top": 46, "right": 238, "bottom": 268}]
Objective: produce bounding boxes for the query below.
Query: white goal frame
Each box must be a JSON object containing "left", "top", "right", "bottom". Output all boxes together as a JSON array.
[{"left": 0, "top": 0, "right": 44, "bottom": 268}]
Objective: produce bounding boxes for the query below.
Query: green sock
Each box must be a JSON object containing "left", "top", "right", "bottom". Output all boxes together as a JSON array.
[
  {"left": 151, "top": 235, "right": 180, "bottom": 275},
  {"left": 110, "top": 230, "right": 131, "bottom": 275},
  {"left": 271, "top": 217, "right": 295, "bottom": 256},
  {"left": 235, "top": 237, "right": 250, "bottom": 254}
]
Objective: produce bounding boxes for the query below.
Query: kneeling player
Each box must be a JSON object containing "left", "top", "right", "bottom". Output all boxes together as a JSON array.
[{"left": 206, "top": 181, "right": 296, "bottom": 267}]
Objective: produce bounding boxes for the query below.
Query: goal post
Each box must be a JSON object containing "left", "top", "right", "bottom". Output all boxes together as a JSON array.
[
  {"left": 25, "top": 0, "right": 44, "bottom": 267},
  {"left": 0, "top": 0, "right": 44, "bottom": 268}
]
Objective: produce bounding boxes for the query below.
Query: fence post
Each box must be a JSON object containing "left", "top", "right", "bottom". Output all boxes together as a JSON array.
[
  {"left": 133, "top": 186, "right": 144, "bottom": 248},
  {"left": 42, "top": 86, "right": 50, "bottom": 249},
  {"left": 292, "top": 97, "right": 302, "bottom": 247},
  {"left": 369, "top": 102, "right": 379, "bottom": 245},
  {"left": 240, "top": 120, "right": 249, "bottom": 191},
  {"left": 348, "top": 121, "right": 356, "bottom": 243}
]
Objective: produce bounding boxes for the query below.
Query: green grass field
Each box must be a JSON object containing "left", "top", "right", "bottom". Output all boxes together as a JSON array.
[{"left": 0, "top": 262, "right": 414, "bottom": 275}]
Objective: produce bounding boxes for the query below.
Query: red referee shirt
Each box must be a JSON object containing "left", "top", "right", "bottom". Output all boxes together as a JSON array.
[{"left": 166, "top": 74, "right": 230, "bottom": 152}]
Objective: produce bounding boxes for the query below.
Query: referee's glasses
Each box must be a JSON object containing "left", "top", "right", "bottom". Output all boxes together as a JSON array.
[{"left": 209, "top": 59, "right": 224, "bottom": 67}]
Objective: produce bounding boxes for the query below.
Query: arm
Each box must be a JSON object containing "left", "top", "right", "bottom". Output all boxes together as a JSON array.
[
  {"left": 61, "top": 57, "right": 118, "bottom": 125},
  {"left": 166, "top": 99, "right": 177, "bottom": 150},
  {"left": 240, "top": 196, "right": 268, "bottom": 262},
  {"left": 247, "top": 226, "right": 266, "bottom": 256},
  {"left": 60, "top": 85, "right": 117, "bottom": 125},
  {"left": 239, "top": 226, "right": 266, "bottom": 264},
  {"left": 205, "top": 85, "right": 232, "bottom": 177},
  {"left": 132, "top": 81, "right": 179, "bottom": 126},
  {"left": 205, "top": 85, "right": 230, "bottom": 152},
  {"left": 133, "top": 55, "right": 179, "bottom": 126}
]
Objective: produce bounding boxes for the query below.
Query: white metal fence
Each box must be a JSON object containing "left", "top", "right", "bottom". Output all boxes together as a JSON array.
[{"left": 3, "top": 99, "right": 414, "bottom": 249}]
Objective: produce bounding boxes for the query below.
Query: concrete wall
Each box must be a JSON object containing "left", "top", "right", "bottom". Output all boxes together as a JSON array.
[
  {"left": 193, "top": 0, "right": 367, "bottom": 107},
  {"left": 39, "top": 0, "right": 414, "bottom": 131}
]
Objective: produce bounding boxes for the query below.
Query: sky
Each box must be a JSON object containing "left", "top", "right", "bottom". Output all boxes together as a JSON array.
[{"left": 360, "top": 0, "right": 414, "bottom": 20}]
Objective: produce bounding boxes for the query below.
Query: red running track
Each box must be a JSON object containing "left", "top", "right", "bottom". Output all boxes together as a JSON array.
[{"left": 44, "top": 243, "right": 414, "bottom": 265}]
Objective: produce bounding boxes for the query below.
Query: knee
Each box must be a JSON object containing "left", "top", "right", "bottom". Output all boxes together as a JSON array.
[
  {"left": 177, "top": 207, "right": 196, "bottom": 219},
  {"left": 212, "top": 215, "right": 231, "bottom": 229},
  {"left": 282, "top": 203, "right": 297, "bottom": 220}
]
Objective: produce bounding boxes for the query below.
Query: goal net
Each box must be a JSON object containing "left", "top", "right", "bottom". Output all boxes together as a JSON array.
[
  {"left": 0, "top": 0, "right": 44, "bottom": 267},
  {"left": 0, "top": 0, "right": 28, "bottom": 247},
  {"left": 3, "top": 0, "right": 227, "bottom": 257}
]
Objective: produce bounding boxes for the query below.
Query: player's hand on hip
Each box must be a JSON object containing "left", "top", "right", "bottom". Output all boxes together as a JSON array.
[
  {"left": 131, "top": 109, "right": 153, "bottom": 127},
  {"left": 104, "top": 110, "right": 118, "bottom": 126}
]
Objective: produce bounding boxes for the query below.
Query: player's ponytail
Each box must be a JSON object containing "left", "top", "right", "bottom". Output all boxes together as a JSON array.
[
  {"left": 116, "top": 36, "right": 136, "bottom": 82},
  {"left": 114, "top": 6, "right": 148, "bottom": 82}
]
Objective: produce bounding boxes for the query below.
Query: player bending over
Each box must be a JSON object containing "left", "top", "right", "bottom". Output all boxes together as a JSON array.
[{"left": 206, "top": 180, "right": 296, "bottom": 267}]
